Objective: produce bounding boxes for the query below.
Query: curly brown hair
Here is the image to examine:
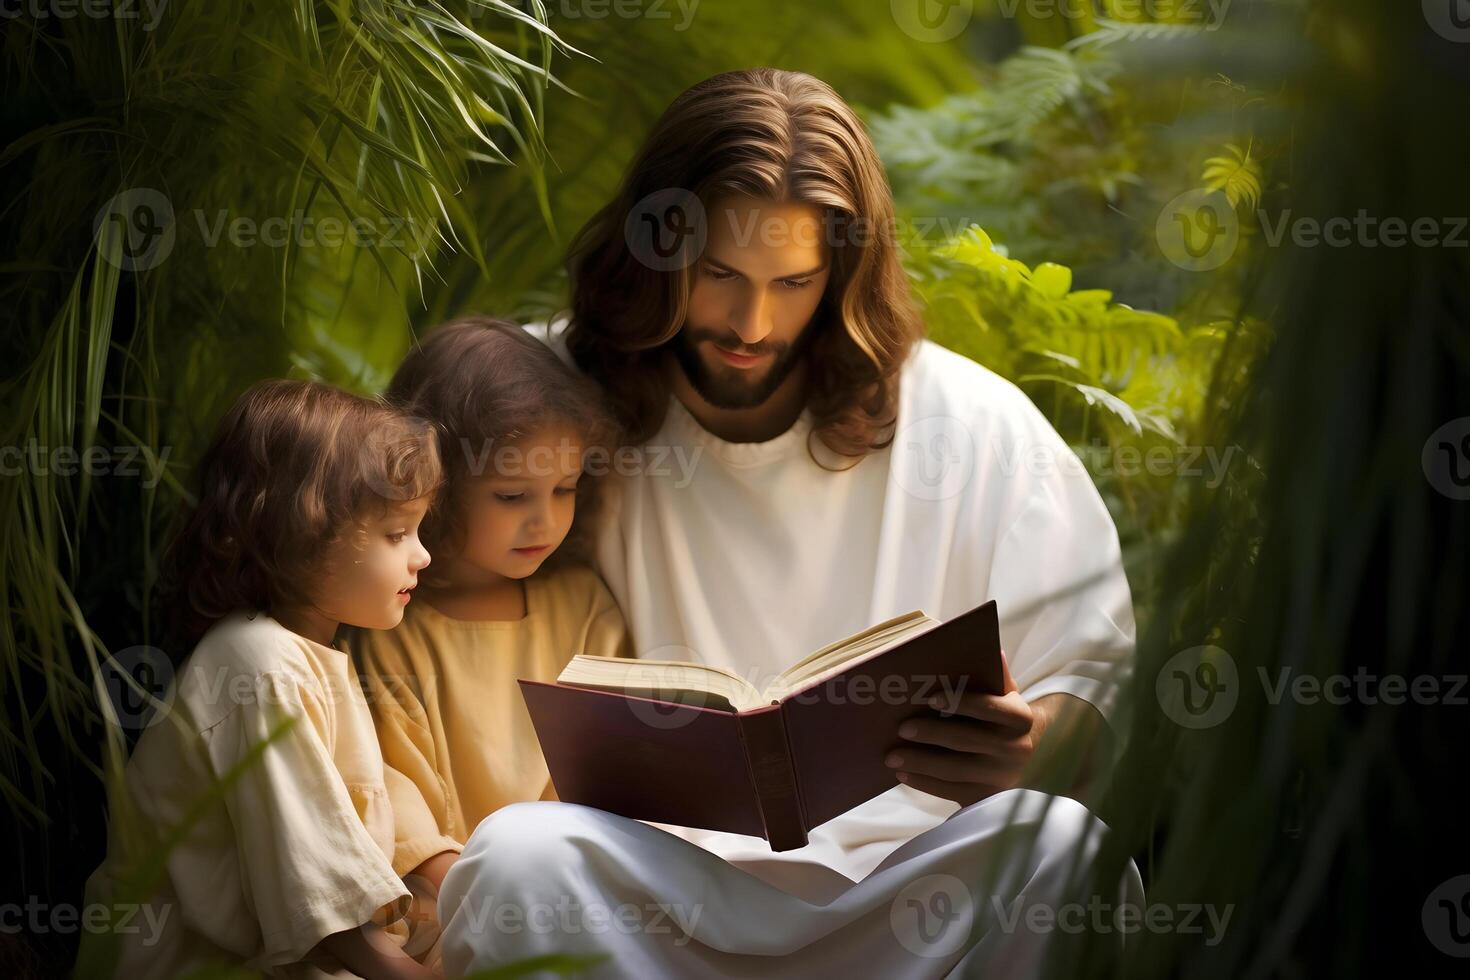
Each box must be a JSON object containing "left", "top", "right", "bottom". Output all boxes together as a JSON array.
[
  {"left": 383, "top": 316, "right": 620, "bottom": 580},
  {"left": 160, "top": 379, "right": 443, "bottom": 653},
  {"left": 565, "top": 67, "right": 925, "bottom": 464}
]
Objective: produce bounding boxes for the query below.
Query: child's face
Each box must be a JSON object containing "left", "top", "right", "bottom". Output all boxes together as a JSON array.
[
  {"left": 315, "top": 497, "right": 433, "bottom": 631},
  {"left": 453, "top": 424, "right": 584, "bottom": 582}
]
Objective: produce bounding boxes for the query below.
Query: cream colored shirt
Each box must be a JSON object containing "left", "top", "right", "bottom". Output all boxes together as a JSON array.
[
  {"left": 352, "top": 564, "right": 633, "bottom": 876},
  {"left": 84, "top": 610, "right": 410, "bottom": 980}
]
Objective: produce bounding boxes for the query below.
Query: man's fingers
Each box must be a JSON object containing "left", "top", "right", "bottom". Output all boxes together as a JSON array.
[
  {"left": 897, "top": 715, "right": 1030, "bottom": 757},
  {"left": 927, "top": 690, "right": 1032, "bottom": 731},
  {"left": 893, "top": 770, "right": 1004, "bottom": 807},
  {"left": 885, "top": 744, "right": 1017, "bottom": 785}
]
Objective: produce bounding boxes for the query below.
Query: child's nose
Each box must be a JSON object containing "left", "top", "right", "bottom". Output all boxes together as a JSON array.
[{"left": 526, "top": 500, "right": 553, "bottom": 532}]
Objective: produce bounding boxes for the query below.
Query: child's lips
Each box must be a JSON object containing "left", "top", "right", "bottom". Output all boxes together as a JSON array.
[{"left": 513, "top": 544, "right": 550, "bottom": 555}]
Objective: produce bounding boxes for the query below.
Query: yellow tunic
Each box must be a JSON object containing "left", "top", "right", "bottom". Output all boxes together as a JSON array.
[
  {"left": 351, "top": 564, "right": 633, "bottom": 876},
  {"left": 84, "top": 610, "right": 410, "bottom": 979}
]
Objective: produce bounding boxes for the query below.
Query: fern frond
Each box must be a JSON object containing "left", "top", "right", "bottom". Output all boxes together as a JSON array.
[
  {"left": 1201, "top": 142, "right": 1264, "bottom": 210},
  {"left": 1067, "top": 17, "right": 1216, "bottom": 50}
]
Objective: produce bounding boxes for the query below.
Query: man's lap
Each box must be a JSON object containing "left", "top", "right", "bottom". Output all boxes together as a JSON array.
[{"left": 437, "top": 791, "right": 1140, "bottom": 978}]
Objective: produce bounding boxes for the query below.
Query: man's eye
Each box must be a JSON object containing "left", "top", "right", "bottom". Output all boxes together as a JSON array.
[{"left": 494, "top": 492, "right": 524, "bottom": 502}]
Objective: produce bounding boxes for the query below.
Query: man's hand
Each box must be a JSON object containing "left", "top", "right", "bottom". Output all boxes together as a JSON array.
[{"left": 885, "top": 653, "right": 1100, "bottom": 807}]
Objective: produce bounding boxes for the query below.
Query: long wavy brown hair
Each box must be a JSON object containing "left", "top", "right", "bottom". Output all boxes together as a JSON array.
[
  {"left": 160, "top": 379, "right": 443, "bottom": 654},
  {"left": 565, "top": 67, "right": 925, "bottom": 464}
]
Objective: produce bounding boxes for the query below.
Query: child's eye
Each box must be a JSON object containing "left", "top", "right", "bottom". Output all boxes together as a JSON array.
[
  {"left": 554, "top": 486, "right": 577, "bottom": 496},
  {"left": 388, "top": 531, "right": 408, "bottom": 544},
  {"left": 494, "top": 492, "right": 524, "bottom": 503}
]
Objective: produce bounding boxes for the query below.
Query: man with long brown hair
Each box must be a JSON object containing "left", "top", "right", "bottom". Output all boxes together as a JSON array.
[{"left": 440, "top": 69, "right": 1142, "bottom": 976}]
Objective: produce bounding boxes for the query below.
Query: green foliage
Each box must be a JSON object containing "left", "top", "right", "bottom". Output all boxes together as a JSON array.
[
  {"left": 913, "top": 227, "right": 1185, "bottom": 424},
  {"left": 2, "top": 0, "right": 571, "bottom": 822},
  {"left": 412, "top": 0, "right": 978, "bottom": 325},
  {"left": 22, "top": 3, "right": 1430, "bottom": 978},
  {"left": 903, "top": 223, "right": 1262, "bottom": 620},
  {"left": 1201, "top": 141, "right": 1263, "bottom": 210},
  {"left": 867, "top": 20, "right": 1290, "bottom": 327}
]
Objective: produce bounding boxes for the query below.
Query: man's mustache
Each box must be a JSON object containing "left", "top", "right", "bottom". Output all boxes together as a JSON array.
[{"left": 684, "top": 327, "right": 786, "bottom": 358}]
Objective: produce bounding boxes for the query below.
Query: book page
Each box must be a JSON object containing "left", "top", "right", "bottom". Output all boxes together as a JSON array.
[
  {"left": 558, "top": 656, "right": 762, "bottom": 711},
  {"left": 761, "top": 611, "right": 937, "bottom": 701},
  {"left": 559, "top": 610, "right": 939, "bottom": 711}
]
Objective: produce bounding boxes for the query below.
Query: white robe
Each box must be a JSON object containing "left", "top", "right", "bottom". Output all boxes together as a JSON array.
[
  {"left": 436, "top": 323, "right": 1143, "bottom": 977},
  {"left": 538, "top": 321, "right": 1136, "bottom": 883}
]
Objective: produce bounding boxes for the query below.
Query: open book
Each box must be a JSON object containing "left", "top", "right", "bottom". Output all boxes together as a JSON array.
[
  {"left": 519, "top": 599, "right": 1003, "bottom": 851},
  {"left": 554, "top": 609, "right": 940, "bottom": 712}
]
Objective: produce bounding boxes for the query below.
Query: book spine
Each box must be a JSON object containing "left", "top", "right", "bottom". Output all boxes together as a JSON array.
[{"left": 735, "top": 704, "right": 807, "bottom": 851}]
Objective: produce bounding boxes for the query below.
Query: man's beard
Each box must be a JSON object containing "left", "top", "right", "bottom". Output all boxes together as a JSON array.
[{"left": 671, "top": 321, "right": 817, "bottom": 411}]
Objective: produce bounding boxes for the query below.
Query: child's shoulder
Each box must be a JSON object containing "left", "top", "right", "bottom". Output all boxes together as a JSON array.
[
  {"left": 174, "top": 611, "right": 328, "bottom": 728},
  {"left": 187, "top": 609, "right": 308, "bottom": 665}
]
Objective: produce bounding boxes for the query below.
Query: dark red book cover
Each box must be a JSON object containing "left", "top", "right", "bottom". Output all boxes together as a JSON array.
[{"left": 518, "top": 599, "right": 1003, "bottom": 850}]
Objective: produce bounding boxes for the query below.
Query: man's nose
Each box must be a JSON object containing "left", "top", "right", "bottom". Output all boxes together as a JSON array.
[{"left": 729, "top": 288, "right": 772, "bottom": 347}]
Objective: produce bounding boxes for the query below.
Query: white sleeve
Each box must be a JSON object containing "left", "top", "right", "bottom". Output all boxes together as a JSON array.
[{"left": 980, "top": 401, "right": 1137, "bottom": 734}]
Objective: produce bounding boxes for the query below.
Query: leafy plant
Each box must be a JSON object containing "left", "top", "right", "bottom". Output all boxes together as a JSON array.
[{"left": 1201, "top": 142, "right": 1263, "bottom": 211}]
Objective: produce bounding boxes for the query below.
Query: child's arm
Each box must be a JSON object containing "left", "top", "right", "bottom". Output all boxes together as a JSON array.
[
  {"left": 313, "top": 927, "right": 436, "bottom": 980},
  {"left": 410, "top": 849, "right": 460, "bottom": 893},
  {"left": 207, "top": 669, "right": 417, "bottom": 974},
  {"left": 394, "top": 848, "right": 459, "bottom": 966}
]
